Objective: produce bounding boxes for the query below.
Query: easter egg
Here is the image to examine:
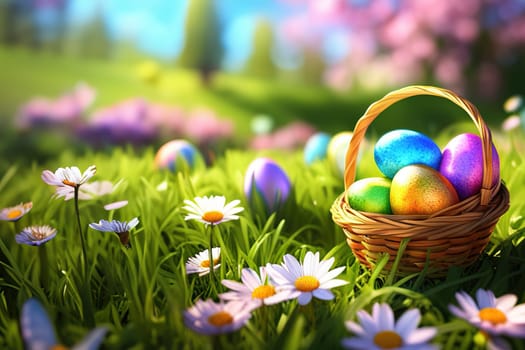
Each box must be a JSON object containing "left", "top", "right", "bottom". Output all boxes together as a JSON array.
[
  {"left": 244, "top": 158, "right": 291, "bottom": 213},
  {"left": 374, "top": 129, "right": 442, "bottom": 179},
  {"left": 154, "top": 139, "right": 203, "bottom": 172},
  {"left": 439, "top": 133, "right": 500, "bottom": 200},
  {"left": 304, "top": 132, "right": 331, "bottom": 165},
  {"left": 346, "top": 177, "right": 392, "bottom": 214},
  {"left": 390, "top": 165, "right": 459, "bottom": 215},
  {"left": 327, "top": 132, "right": 368, "bottom": 178}
]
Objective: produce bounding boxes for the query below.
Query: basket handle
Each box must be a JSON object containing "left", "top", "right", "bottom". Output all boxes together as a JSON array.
[{"left": 344, "top": 85, "right": 496, "bottom": 206}]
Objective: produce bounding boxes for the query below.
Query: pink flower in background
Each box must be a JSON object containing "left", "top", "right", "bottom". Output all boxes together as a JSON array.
[
  {"left": 16, "top": 82, "right": 96, "bottom": 130},
  {"left": 183, "top": 108, "right": 234, "bottom": 144},
  {"left": 146, "top": 103, "right": 186, "bottom": 137},
  {"left": 250, "top": 121, "right": 316, "bottom": 150},
  {"left": 78, "top": 98, "right": 157, "bottom": 146}
]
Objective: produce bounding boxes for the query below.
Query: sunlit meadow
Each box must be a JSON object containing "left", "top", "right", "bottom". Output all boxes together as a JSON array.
[
  {"left": 2, "top": 0, "right": 525, "bottom": 347},
  {"left": 1, "top": 112, "right": 525, "bottom": 349}
]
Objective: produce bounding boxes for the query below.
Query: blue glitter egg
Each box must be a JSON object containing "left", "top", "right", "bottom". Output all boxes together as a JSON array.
[
  {"left": 304, "top": 132, "right": 331, "bottom": 165},
  {"left": 244, "top": 158, "right": 291, "bottom": 213},
  {"left": 154, "top": 139, "right": 203, "bottom": 172},
  {"left": 374, "top": 129, "right": 442, "bottom": 178}
]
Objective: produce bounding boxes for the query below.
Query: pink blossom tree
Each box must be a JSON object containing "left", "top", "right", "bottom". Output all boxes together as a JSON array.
[{"left": 278, "top": 0, "right": 525, "bottom": 98}]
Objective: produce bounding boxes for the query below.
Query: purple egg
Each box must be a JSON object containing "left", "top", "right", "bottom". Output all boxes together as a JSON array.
[
  {"left": 244, "top": 158, "right": 292, "bottom": 213},
  {"left": 439, "top": 133, "right": 500, "bottom": 200}
]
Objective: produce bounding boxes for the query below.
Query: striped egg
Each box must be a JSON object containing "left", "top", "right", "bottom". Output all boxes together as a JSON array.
[{"left": 154, "top": 139, "right": 203, "bottom": 172}]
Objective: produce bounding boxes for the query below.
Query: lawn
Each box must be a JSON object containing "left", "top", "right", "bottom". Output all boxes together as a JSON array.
[{"left": 0, "top": 47, "right": 524, "bottom": 349}]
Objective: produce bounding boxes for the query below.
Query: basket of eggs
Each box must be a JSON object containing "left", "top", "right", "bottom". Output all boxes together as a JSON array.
[{"left": 330, "top": 85, "right": 510, "bottom": 277}]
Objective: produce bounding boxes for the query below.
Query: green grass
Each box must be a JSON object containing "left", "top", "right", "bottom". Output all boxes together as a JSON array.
[
  {"left": 0, "top": 47, "right": 507, "bottom": 138},
  {"left": 0, "top": 124, "right": 524, "bottom": 349},
  {"left": 0, "top": 46, "right": 523, "bottom": 349}
]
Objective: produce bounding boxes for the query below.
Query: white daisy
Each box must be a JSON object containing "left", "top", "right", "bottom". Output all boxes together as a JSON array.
[
  {"left": 449, "top": 289, "right": 525, "bottom": 339},
  {"left": 220, "top": 267, "right": 290, "bottom": 309},
  {"left": 265, "top": 251, "right": 348, "bottom": 305},
  {"left": 184, "top": 299, "right": 251, "bottom": 335},
  {"left": 41, "top": 165, "right": 96, "bottom": 188},
  {"left": 186, "top": 248, "right": 221, "bottom": 276},
  {"left": 53, "top": 179, "right": 119, "bottom": 201},
  {"left": 89, "top": 218, "right": 139, "bottom": 248},
  {"left": 182, "top": 195, "right": 243, "bottom": 225},
  {"left": 0, "top": 202, "right": 32, "bottom": 221},
  {"left": 342, "top": 303, "right": 438, "bottom": 350},
  {"left": 15, "top": 225, "right": 57, "bottom": 246}
]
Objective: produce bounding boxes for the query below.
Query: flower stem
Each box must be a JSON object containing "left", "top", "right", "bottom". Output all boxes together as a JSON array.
[
  {"left": 73, "top": 185, "right": 95, "bottom": 327},
  {"left": 74, "top": 186, "right": 89, "bottom": 271},
  {"left": 208, "top": 224, "right": 216, "bottom": 291},
  {"left": 38, "top": 245, "right": 49, "bottom": 289}
]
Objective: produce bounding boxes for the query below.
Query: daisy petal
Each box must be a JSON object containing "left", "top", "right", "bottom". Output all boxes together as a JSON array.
[
  {"left": 312, "top": 288, "right": 334, "bottom": 301},
  {"left": 341, "top": 337, "right": 373, "bottom": 350},
  {"left": 476, "top": 289, "right": 496, "bottom": 309},
  {"left": 404, "top": 327, "right": 438, "bottom": 345},
  {"left": 297, "top": 292, "right": 313, "bottom": 305},
  {"left": 395, "top": 309, "right": 421, "bottom": 338}
]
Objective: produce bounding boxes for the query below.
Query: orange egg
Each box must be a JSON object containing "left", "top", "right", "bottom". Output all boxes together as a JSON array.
[{"left": 390, "top": 165, "right": 459, "bottom": 215}]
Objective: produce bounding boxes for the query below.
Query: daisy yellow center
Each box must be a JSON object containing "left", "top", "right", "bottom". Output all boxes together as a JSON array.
[
  {"left": 32, "top": 229, "right": 48, "bottom": 240},
  {"left": 251, "top": 285, "right": 276, "bottom": 299},
  {"left": 202, "top": 210, "right": 224, "bottom": 223},
  {"left": 200, "top": 258, "right": 220, "bottom": 268},
  {"left": 294, "top": 276, "right": 320, "bottom": 292},
  {"left": 62, "top": 179, "right": 77, "bottom": 187},
  {"left": 479, "top": 307, "right": 507, "bottom": 325},
  {"left": 7, "top": 209, "right": 22, "bottom": 219},
  {"left": 373, "top": 330, "right": 403, "bottom": 349},
  {"left": 208, "top": 311, "right": 233, "bottom": 327}
]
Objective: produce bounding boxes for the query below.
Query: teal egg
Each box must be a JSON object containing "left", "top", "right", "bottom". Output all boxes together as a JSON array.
[
  {"left": 304, "top": 132, "right": 331, "bottom": 165},
  {"left": 374, "top": 129, "right": 441, "bottom": 178}
]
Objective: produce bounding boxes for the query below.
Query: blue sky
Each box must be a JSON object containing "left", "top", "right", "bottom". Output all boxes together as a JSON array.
[{"left": 66, "top": 0, "right": 310, "bottom": 69}]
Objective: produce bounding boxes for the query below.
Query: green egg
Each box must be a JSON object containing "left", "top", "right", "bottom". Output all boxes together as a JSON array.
[{"left": 346, "top": 177, "right": 392, "bottom": 214}]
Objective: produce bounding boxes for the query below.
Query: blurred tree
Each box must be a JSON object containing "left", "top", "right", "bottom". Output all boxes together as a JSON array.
[
  {"left": 64, "top": 6, "right": 111, "bottom": 59},
  {"left": 77, "top": 8, "right": 112, "bottom": 59},
  {"left": 177, "top": 0, "right": 223, "bottom": 85},
  {"left": 244, "top": 18, "right": 277, "bottom": 78},
  {"left": 300, "top": 46, "right": 325, "bottom": 84},
  {"left": 35, "top": 0, "right": 68, "bottom": 53},
  {"left": 0, "top": 0, "right": 9, "bottom": 43},
  {"left": 0, "top": 0, "right": 38, "bottom": 48}
]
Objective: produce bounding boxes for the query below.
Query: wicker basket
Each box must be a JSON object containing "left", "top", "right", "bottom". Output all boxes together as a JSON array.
[{"left": 330, "top": 85, "right": 510, "bottom": 277}]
